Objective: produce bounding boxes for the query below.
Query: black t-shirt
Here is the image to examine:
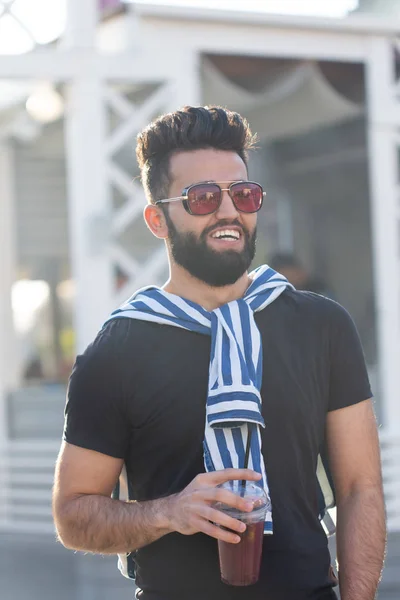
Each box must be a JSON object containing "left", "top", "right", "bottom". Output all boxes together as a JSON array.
[{"left": 64, "top": 290, "right": 372, "bottom": 600}]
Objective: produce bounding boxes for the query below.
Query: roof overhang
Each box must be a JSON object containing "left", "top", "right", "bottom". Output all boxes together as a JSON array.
[{"left": 133, "top": 2, "right": 400, "bottom": 36}]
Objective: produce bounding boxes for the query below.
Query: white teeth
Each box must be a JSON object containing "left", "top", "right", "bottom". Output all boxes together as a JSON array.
[{"left": 211, "top": 229, "right": 240, "bottom": 240}]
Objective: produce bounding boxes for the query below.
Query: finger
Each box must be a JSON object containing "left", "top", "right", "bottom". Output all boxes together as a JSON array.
[
  {"left": 198, "top": 506, "right": 247, "bottom": 534},
  {"left": 193, "top": 517, "right": 241, "bottom": 544},
  {"left": 205, "top": 469, "right": 262, "bottom": 485},
  {"left": 194, "top": 488, "right": 254, "bottom": 512}
]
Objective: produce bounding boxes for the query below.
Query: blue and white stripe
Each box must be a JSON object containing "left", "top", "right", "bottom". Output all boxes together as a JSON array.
[{"left": 105, "top": 265, "right": 293, "bottom": 534}]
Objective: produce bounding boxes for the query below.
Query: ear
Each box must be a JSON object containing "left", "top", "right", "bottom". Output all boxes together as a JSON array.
[{"left": 143, "top": 204, "right": 169, "bottom": 239}]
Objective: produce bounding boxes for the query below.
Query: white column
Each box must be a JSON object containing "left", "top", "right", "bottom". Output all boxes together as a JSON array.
[
  {"left": 65, "top": 78, "right": 113, "bottom": 353},
  {"left": 0, "top": 143, "right": 19, "bottom": 442},
  {"left": 366, "top": 37, "right": 400, "bottom": 531},
  {"left": 63, "top": 0, "right": 98, "bottom": 48},
  {"left": 0, "top": 142, "right": 18, "bottom": 527},
  {"left": 169, "top": 50, "right": 202, "bottom": 109},
  {"left": 366, "top": 37, "right": 400, "bottom": 432},
  {"left": 64, "top": 0, "right": 113, "bottom": 352}
]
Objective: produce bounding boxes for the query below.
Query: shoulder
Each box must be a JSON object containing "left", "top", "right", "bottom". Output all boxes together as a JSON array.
[
  {"left": 259, "top": 288, "right": 351, "bottom": 325},
  {"left": 70, "top": 318, "right": 161, "bottom": 381},
  {"left": 255, "top": 289, "right": 359, "bottom": 346},
  {"left": 84, "top": 318, "right": 164, "bottom": 358}
]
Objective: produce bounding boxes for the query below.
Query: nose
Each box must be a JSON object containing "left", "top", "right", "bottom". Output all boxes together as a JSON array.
[{"left": 215, "top": 189, "right": 239, "bottom": 219}]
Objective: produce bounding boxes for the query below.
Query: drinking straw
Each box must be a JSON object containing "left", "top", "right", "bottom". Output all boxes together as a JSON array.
[{"left": 241, "top": 423, "right": 253, "bottom": 496}]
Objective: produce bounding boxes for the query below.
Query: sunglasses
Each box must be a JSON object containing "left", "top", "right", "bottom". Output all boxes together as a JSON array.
[{"left": 155, "top": 181, "right": 265, "bottom": 216}]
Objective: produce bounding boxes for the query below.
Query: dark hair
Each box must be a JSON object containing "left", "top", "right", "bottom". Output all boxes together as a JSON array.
[{"left": 136, "top": 105, "right": 257, "bottom": 204}]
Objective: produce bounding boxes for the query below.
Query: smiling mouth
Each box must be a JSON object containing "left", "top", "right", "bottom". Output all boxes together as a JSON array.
[{"left": 210, "top": 229, "right": 242, "bottom": 241}]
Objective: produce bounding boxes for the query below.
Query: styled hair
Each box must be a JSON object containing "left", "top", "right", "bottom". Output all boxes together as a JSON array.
[{"left": 136, "top": 105, "right": 257, "bottom": 204}]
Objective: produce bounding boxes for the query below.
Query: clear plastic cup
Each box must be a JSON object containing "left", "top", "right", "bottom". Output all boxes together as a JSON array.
[{"left": 214, "top": 481, "right": 268, "bottom": 586}]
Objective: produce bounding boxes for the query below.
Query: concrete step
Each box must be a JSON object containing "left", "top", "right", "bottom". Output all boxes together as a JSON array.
[{"left": 0, "top": 532, "right": 134, "bottom": 600}]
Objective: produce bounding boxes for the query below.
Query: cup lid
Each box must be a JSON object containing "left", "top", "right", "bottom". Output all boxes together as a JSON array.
[{"left": 214, "top": 481, "right": 268, "bottom": 511}]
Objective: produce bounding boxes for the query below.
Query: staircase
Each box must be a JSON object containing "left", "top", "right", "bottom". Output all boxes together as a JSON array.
[
  {"left": 0, "top": 438, "right": 58, "bottom": 534},
  {"left": 0, "top": 384, "right": 64, "bottom": 534}
]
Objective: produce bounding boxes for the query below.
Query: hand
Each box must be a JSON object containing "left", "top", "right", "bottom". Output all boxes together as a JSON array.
[{"left": 165, "top": 469, "right": 262, "bottom": 544}]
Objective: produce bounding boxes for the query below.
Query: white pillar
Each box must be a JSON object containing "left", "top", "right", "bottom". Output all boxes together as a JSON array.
[
  {"left": 170, "top": 50, "right": 202, "bottom": 109},
  {"left": 65, "top": 78, "right": 113, "bottom": 353},
  {"left": 366, "top": 36, "right": 400, "bottom": 433},
  {"left": 64, "top": 0, "right": 113, "bottom": 353},
  {"left": 0, "top": 142, "right": 18, "bottom": 526},
  {"left": 63, "top": 0, "right": 98, "bottom": 48},
  {"left": 366, "top": 37, "right": 400, "bottom": 531},
  {"left": 0, "top": 142, "right": 19, "bottom": 443}
]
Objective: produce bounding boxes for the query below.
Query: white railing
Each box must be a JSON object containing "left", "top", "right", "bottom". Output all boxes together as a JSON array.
[{"left": 0, "top": 432, "right": 399, "bottom": 535}]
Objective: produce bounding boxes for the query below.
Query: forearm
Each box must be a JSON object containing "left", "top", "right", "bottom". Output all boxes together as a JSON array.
[
  {"left": 336, "top": 486, "right": 386, "bottom": 600},
  {"left": 55, "top": 494, "right": 175, "bottom": 554}
]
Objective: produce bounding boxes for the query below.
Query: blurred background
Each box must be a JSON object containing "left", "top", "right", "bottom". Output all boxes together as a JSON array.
[{"left": 0, "top": 0, "right": 399, "bottom": 598}]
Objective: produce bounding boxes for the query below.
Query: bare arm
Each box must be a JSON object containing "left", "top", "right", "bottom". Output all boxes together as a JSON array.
[
  {"left": 326, "top": 399, "right": 386, "bottom": 600},
  {"left": 53, "top": 442, "right": 261, "bottom": 554}
]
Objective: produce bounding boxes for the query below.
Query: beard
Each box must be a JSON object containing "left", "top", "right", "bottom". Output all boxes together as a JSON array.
[{"left": 164, "top": 211, "right": 257, "bottom": 287}]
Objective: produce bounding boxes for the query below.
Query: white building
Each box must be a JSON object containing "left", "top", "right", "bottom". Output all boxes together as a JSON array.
[{"left": 0, "top": 0, "right": 399, "bottom": 537}]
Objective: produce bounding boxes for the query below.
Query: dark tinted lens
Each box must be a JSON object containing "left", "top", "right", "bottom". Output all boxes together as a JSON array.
[
  {"left": 187, "top": 184, "right": 221, "bottom": 215},
  {"left": 231, "top": 182, "right": 263, "bottom": 213}
]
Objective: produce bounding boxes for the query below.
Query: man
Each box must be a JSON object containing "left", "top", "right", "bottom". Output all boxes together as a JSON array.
[{"left": 53, "top": 106, "right": 386, "bottom": 600}]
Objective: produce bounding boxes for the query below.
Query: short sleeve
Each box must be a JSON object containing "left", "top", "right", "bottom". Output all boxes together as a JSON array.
[
  {"left": 63, "top": 322, "right": 131, "bottom": 458},
  {"left": 328, "top": 302, "right": 372, "bottom": 412}
]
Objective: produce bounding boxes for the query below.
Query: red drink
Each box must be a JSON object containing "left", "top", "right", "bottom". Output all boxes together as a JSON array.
[
  {"left": 214, "top": 481, "right": 268, "bottom": 586},
  {"left": 218, "top": 519, "right": 265, "bottom": 586}
]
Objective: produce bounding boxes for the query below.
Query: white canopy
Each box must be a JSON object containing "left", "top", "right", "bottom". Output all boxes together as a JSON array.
[{"left": 202, "top": 58, "right": 363, "bottom": 141}]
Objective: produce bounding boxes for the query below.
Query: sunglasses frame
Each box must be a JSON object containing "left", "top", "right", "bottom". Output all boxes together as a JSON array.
[{"left": 155, "top": 180, "right": 265, "bottom": 216}]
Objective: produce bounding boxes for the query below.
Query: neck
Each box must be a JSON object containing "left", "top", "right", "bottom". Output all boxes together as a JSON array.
[{"left": 163, "top": 264, "right": 252, "bottom": 311}]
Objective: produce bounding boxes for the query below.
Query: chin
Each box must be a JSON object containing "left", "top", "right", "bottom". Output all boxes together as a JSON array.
[{"left": 207, "top": 243, "right": 244, "bottom": 253}]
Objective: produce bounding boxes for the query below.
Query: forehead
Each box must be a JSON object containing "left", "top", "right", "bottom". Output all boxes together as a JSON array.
[{"left": 169, "top": 149, "right": 248, "bottom": 190}]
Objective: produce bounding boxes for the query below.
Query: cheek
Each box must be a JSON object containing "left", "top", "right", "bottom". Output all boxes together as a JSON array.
[
  {"left": 168, "top": 207, "right": 205, "bottom": 236},
  {"left": 243, "top": 216, "right": 257, "bottom": 234},
  {"left": 171, "top": 205, "right": 213, "bottom": 232},
  {"left": 167, "top": 204, "right": 189, "bottom": 229}
]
